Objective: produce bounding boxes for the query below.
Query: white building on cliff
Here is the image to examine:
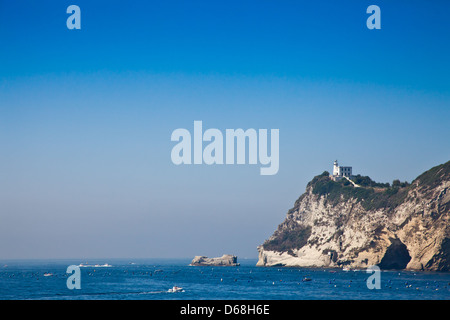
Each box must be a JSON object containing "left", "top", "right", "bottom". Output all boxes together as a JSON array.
[{"left": 332, "top": 160, "right": 353, "bottom": 180}]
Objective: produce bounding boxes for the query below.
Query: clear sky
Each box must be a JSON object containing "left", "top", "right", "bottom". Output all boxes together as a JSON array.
[{"left": 1, "top": 1, "right": 449, "bottom": 260}]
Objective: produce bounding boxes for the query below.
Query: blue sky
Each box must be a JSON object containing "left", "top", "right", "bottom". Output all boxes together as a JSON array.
[{"left": 0, "top": 1, "right": 449, "bottom": 259}]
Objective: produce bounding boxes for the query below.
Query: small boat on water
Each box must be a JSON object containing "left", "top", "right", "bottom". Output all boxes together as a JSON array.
[
  {"left": 43, "top": 273, "right": 53, "bottom": 277},
  {"left": 168, "top": 286, "right": 184, "bottom": 293},
  {"left": 302, "top": 277, "right": 312, "bottom": 282}
]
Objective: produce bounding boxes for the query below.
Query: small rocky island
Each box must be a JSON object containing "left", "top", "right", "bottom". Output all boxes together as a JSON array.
[{"left": 190, "top": 254, "right": 240, "bottom": 266}]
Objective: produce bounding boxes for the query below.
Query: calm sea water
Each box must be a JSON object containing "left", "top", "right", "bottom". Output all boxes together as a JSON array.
[{"left": 0, "top": 259, "right": 449, "bottom": 300}]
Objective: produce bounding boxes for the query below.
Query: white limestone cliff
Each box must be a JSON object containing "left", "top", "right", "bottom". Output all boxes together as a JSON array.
[{"left": 257, "top": 161, "right": 450, "bottom": 271}]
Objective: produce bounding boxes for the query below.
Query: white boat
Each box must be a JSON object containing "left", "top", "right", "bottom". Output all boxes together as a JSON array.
[
  {"left": 168, "top": 286, "right": 184, "bottom": 293},
  {"left": 43, "top": 273, "right": 53, "bottom": 277}
]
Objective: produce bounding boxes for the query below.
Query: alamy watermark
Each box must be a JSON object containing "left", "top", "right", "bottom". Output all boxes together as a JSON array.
[
  {"left": 66, "top": 4, "right": 379, "bottom": 31},
  {"left": 66, "top": 5, "right": 81, "bottom": 30},
  {"left": 170, "top": 121, "right": 279, "bottom": 175},
  {"left": 66, "top": 265, "right": 81, "bottom": 289},
  {"left": 366, "top": 265, "right": 381, "bottom": 290},
  {"left": 366, "top": 5, "right": 381, "bottom": 30}
]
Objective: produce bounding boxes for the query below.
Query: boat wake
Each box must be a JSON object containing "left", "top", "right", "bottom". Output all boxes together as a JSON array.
[{"left": 78, "top": 263, "right": 112, "bottom": 268}]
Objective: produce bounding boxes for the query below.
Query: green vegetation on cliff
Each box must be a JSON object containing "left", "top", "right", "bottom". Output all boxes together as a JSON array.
[
  {"left": 351, "top": 174, "right": 392, "bottom": 188},
  {"left": 263, "top": 222, "right": 311, "bottom": 255},
  {"left": 307, "top": 161, "right": 450, "bottom": 211},
  {"left": 413, "top": 160, "right": 450, "bottom": 190},
  {"left": 309, "top": 171, "right": 409, "bottom": 211}
]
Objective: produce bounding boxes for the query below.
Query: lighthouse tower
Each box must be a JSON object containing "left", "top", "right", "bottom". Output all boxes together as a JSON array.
[{"left": 333, "top": 160, "right": 339, "bottom": 176}]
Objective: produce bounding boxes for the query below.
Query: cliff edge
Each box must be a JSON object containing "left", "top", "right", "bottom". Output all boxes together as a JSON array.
[{"left": 257, "top": 161, "right": 450, "bottom": 271}]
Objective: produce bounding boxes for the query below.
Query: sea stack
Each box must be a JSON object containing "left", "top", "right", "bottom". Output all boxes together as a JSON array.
[{"left": 190, "top": 254, "right": 240, "bottom": 266}]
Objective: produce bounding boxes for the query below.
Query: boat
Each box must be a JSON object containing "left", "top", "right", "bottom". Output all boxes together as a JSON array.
[
  {"left": 168, "top": 286, "right": 184, "bottom": 293},
  {"left": 302, "top": 277, "right": 312, "bottom": 282},
  {"left": 43, "top": 273, "right": 53, "bottom": 277}
]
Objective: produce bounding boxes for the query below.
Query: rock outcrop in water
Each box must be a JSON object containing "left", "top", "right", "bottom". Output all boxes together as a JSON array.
[
  {"left": 190, "top": 254, "right": 240, "bottom": 266},
  {"left": 257, "top": 161, "right": 450, "bottom": 271}
]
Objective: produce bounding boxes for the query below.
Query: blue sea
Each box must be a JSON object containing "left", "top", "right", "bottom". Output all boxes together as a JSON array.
[{"left": 0, "top": 259, "right": 449, "bottom": 300}]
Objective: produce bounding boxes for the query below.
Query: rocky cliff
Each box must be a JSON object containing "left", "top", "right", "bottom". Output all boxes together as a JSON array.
[
  {"left": 257, "top": 161, "right": 450, "bottom": 271},
  {"left": 190, "top": 254, "right": 240, "bottom": 266}
]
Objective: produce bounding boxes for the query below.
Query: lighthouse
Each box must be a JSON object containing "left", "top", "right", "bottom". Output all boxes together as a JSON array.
[{"left": 332, "top": 160, "right": 353, "bottom": 179}]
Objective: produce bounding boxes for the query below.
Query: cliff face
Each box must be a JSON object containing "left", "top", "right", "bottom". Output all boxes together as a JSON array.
[{"left": 257, "top": 161, "right": 450, "bottom": 271}]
